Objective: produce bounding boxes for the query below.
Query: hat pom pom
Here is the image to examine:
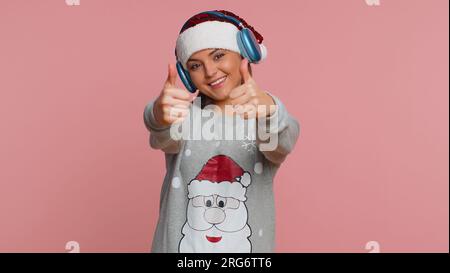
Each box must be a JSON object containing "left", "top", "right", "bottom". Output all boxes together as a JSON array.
[
  {"left": 240, "top": 172, "right": 251, "bottom": 187},
  {"left": 259, "top": 44, "right": 267, "bottom": 61}
]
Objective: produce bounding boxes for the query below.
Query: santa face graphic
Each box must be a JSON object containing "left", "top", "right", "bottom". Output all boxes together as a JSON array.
[{"left": 179, "top": 155, "right": 252, "bottom": 253}]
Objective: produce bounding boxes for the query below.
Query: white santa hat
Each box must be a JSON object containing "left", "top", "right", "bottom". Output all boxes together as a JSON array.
[
  {"left": 187, "top": 155, "right": 252, "bottom": 202},
  {"left": 175, "top": 10, "right": 267, "bottom": 70}
]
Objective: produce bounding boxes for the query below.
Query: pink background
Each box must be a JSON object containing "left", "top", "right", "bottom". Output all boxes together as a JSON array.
[{"left": 0, "top": 0, "right": 448, "bottom": 253}]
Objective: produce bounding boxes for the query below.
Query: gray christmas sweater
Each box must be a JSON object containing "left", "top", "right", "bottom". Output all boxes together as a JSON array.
[{"left": 143, "top": 93, "right": 300, "bottom": 253}]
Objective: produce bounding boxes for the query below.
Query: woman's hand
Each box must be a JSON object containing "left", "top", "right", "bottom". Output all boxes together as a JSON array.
[
  {"left": 228, "top": 58, "right": 276, "bottom": 119},
  {"left": 153, "top": 64, "right": 198, "bottom": 127}
]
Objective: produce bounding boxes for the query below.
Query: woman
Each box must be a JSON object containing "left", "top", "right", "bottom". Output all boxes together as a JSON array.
[{"left": 144, "top": 10, "right": 300, "bottom": 253}]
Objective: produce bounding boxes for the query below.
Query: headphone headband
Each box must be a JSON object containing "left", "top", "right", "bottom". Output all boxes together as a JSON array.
[
  {"left": 180, "top": 10, "right": 245, "bottom": 34},
  {"left": 202, "top": 11, "right": 244, "bottom": 29}
]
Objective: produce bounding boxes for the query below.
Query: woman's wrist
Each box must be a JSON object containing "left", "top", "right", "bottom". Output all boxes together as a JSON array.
[{"left": 257, "top": 91, "right": 276, "bottom": 118}]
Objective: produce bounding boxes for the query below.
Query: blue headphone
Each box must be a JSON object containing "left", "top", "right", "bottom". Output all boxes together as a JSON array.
[{"left": 176, "top": 11, "right": 264, "bottom": 93}]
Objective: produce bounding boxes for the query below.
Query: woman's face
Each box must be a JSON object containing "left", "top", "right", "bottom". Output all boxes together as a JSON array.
[{"left": 186, "top": 49, "right": 243, "bottom": 101}]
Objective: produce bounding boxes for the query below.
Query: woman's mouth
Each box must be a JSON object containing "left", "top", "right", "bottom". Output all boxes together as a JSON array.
[{"left": 208, "top": 76, "right": 227, "bottom": 90}]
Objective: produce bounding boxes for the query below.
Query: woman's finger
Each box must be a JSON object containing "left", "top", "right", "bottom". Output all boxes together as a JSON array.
[
  {"left": 240, "top": 103, "right": 257, "bottom": 119},
  {"left": 168, "top": 107, "right": 189, "bottom": 117},
  {"left": 161, "top": 96, "right": 191, "bottom": 108},
  {"left": 230, "top": 90, "right": 251, "bottom": 106},
  {"left": 229, "top": 85, "right": 247, "bottom": 99},
  {"left": 166, "top": 87, "right": 192, "bottom": 101}
]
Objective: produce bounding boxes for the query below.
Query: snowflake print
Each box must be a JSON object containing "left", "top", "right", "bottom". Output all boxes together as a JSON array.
[{"left": 241, "top": 135, "right": 256, "bottom": 153}]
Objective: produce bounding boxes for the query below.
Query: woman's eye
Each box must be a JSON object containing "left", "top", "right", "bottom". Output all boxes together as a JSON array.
[
  {"left": 214, "top": 53, "right": 225, "bottom": 61},
  {"left": 190, "top": 64, "right": 200, "bottom": 70}
]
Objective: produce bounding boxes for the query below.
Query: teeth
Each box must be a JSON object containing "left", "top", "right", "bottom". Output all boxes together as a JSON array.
[{"left": 209, "top": 76, "right": 226, "bottom": 86}]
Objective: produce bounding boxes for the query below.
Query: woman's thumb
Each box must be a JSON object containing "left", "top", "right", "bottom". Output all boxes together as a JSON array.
[
  {"left": 165, "top": 63, "right": 177, "bottom": 87},
  {"left": 190, "top": 89, "right": 200, "bottom": 101},
  {"left": 240, "top": 58, "right": 251, "bottom": 83}
]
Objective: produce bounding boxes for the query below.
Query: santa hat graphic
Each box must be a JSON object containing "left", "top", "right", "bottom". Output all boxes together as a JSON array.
[{"left": 187, "top": 155, "right": 251, "bottom": 201}]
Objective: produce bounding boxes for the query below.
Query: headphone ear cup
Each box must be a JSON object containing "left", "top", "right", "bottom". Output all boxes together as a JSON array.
[
  {"left": 237, "top": 28, "right": 262, "bottom": 63},
  {"left": 237, "top": 32, "right": 250, "bottom": 60},
  {"left": 176, "top": 61, "right": 197, "bottom": 93}
]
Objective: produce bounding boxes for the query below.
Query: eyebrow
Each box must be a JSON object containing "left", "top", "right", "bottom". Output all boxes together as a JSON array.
[{"left": 187, "top": 49, "right": 221, "bottom": 63}]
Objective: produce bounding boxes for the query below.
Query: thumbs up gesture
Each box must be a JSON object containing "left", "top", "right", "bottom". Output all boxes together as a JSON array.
[
  {"left": 153, "top": 64, "right": 199, "bottom": 126},
  {"left": 229, "top": 58, "right": 275, "bottom": 119}
]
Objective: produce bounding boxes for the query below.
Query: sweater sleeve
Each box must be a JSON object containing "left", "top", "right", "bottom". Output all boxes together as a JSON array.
[
  {"left": 256, "top": 93, "right": 300, "bottom": 165},
  {"left": 143, "top": 100, "right": 182, "bottom": 154}
]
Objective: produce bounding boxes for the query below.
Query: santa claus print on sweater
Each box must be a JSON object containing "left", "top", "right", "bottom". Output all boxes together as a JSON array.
[{"left": 178, "top": 155, "right": 253, "bottom": 253}]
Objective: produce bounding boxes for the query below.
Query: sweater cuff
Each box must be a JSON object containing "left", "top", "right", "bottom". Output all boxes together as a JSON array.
[
  {"left": 257, "top": 92, "right": 288, "bottom": 134},
  {"left": 144, "top": 100, "right": 170, "bottom": 131}
]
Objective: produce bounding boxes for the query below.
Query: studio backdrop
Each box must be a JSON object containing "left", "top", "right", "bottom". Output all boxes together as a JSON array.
[{"left": 0, "top": 0, "right": 448, "bottom": 252}]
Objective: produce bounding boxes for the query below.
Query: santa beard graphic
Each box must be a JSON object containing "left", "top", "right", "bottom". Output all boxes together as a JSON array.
[
  {"left": 179, "top": 196, "right": 252, "bottom": 253},
  {"left": 178, "top": 155, "right": 253, "bottom": 253}
]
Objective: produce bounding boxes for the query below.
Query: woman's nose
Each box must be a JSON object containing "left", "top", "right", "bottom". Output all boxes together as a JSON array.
[{"left": 203, "top": 62, "right": 218, "bottom": 78}]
